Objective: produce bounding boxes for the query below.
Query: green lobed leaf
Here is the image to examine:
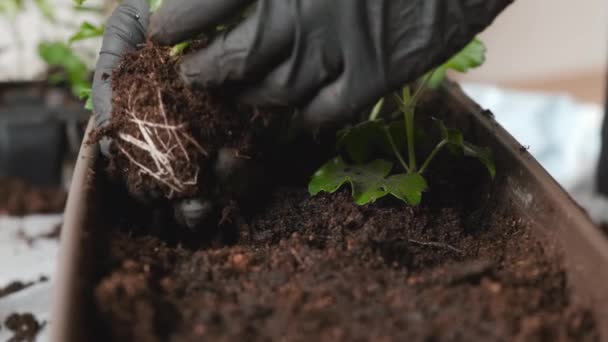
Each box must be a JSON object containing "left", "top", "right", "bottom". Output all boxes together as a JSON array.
[
  {"left": 308, "top": 157, "right": 393, "bottom": 205},
  {"left": 427, "top": 38, "right": 486, "bottom": 89},
  {"left": 69, "top": 22, "right": 104, "bottom": 43},
  {"left": 309, "top": 157, "right": 428, "bottom": 206},
  {"left": 384, "top": 173, "right": 427, "bottom": 206},
  {"left": 73, "top": 0, "right": 86, "bottom": 5}
]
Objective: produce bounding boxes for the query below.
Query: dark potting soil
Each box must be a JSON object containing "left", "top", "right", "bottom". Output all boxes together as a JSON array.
[
  {"left": 4, "top": 312, "right": 44, "bottom": 342},
  {"left": 0, "top": 178, "right": 66, "bottom": 216},
  {"left": 100, "top": 42, "right": 278, "bottom": 200},
  {"left": 93, "top": 146, "right": 599, "bottom": 341}
]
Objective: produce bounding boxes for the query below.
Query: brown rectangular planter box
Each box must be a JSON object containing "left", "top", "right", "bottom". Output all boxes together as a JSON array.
[{"left": 51, "top": 83, "right": 608, "bottom": 341}]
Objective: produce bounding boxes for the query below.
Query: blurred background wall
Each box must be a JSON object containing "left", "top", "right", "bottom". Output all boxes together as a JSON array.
[{"left": 456, "top": 0, "right": 608, "bottom": 104}]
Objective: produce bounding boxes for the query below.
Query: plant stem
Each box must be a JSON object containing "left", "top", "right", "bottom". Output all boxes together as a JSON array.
[
  {"left": 400, "top": 70, "right": 438, "bottom": 172},
  {"left": 384, "top": 127, "right": 409, "bottom": 173},
  {"left": 404, "top": 104, "right": 417, "bottom": 172},
  {"left": 369, "top": 97, "right": 384, "bottom": 121},
  {"left": 419, "top": 140, "right": 447, "bottom": 174}
]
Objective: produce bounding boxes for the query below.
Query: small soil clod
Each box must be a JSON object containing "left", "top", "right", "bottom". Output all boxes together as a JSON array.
[{"left": 4, "top": 313, "right": 44, "bottom": 342}]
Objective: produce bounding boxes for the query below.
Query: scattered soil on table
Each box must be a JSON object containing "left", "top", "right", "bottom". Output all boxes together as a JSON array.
[
  {"left": 0, "top": 282, "right": 33, "bottom": 299},
  {"left": 0, "top": 178, "right": 66, "bottom": 216},
  {"left": 94, "top": 146, "right": 599, "bottom": 341},
  {"left": 16, "top": 223, "right": 62, "bottom": 246},
  {"left": 0, "top": 276, "right": 50, "bottom": 299},
  {"left": 4, "top": 313, "right": 44, "bottom": 342},
  {"left": 98, "top": 41, "right": 278, "bottom": 201}
]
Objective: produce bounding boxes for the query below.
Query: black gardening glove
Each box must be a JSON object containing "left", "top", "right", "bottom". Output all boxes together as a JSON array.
[
  {"left": 149, "top": 0, "right": 513, "bottom": 126},
  {"left": 92, "top": 0, "right": 258, "bottom": 229}
]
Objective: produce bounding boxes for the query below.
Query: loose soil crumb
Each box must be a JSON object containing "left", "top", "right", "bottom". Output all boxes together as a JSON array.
[
  {"left": 94, "top": 150, "right": 599, "bottom": 341},
  {"left": 4, "top": 313, "right": 44, "bottom": 342},
  {"left": 0, "top": 178, "right": 66, "bottom": 216},
  {"left": 0, "top": 276, "right": 50, "bottom": 299},
  {"left": 100, "top": 42, "right": 277, "bottom": 201},
  {"left": 0, "top": 282, "right": 33, "bottom": 299}
]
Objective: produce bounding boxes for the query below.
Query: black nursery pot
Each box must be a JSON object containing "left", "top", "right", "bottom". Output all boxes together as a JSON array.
[
  {"left": 0, "top": 82, "right": 89, "bottom": 186},
  {"left": 52, "top": 82, "right": 608, "bottom": 341}
]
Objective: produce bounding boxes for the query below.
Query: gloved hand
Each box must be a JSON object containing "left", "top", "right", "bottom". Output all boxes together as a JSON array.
[
  {"left": 149, "top": 0, "right": 513, "bottom": 127},
  {"left": 92, "top": 0, "right": 260, "bottom": 230}
]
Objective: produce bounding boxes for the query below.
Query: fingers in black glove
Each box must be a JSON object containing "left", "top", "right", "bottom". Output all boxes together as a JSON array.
[
  {"left": 92, "top": 0, "right": 149, "bottom": 156},
  {"left": 173, "top": 147, "right": 265, "bottom": 230},
  {"left": 149, "top": 0, "right": 252, "bottom": 45},
  {"left": 150, "top": 0, "right": 512, "bottom": 127}
]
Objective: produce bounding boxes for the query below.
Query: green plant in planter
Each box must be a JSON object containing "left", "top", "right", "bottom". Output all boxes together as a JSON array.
[
  {"left": 309, "top": 39, "right": 495, "bottom": 206},
  {"left": 48, "top": 0, "right": 182, "bottom": 108},
  {"left": 34, "top": 1, "right": 107, "bottom": 110}
]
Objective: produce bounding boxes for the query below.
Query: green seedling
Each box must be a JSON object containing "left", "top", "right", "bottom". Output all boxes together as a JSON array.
[
  {"left": 309, "top": 38, "right": 494, "bottom": 206},
  {"left": 38, "top": 41, "right": 93, "bottom": 109}
]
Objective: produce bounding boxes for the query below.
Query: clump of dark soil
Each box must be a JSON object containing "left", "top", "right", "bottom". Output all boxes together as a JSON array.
[
  {"left": 4, "top": 313, "right": 44, "bottom": 342},
  {"left": 94, "top": 147, "right": 599, "bottom": 341},
  {"left": 0, "top": 178, "right": 66, "bottom": 216},
  {"left": 100, "top": 42, "right": 277, "bottom": 201}
]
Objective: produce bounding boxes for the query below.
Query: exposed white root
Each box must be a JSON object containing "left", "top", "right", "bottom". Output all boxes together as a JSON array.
[
  {"left": 181, "top": 132, "right": 209, "bottom": 156},
  {"left": 115, "top": 88, "right": 208, "bottom": 196}
]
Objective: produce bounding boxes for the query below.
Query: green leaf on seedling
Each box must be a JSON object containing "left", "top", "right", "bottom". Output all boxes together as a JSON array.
[
  {"left": 84, "top": 96, "right": 93, "bottom": 110},
  {"left": 78, "top": 88, "right": 93, "bottom": 110},
  {"left": 427, "top": 38, "right": 486, "bottom": 89},
  {"left": 69, "top": 22, "right": 104, "bottom": 43},
  {"left": 308, "top": 157, "right": 393, "bottom": 205},
  {"left": 433, "top": 118, "right": 495, "bottom": 178},
  {"left": 384, "top": 173, "right": 427, "bottom": 205},
  {"left": 170, "top": 41, "right": 191, "bottom": 56},
  {"left": 463, "top": 142, "right": 496, "bottom": 179},
  {"left": 435, "top": 118, "right": 464, "bottom": 153},
  {"left": 309, "top": 157, "right": 427, "bottom": 206},
  {"left": 38, "top": 42, "right": 91, "bottom": 103},
  {"left": 72, "top": 0, "right": 86, "bottom": 5}
]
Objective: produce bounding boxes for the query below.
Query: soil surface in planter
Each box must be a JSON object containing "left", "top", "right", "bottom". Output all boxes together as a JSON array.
[
  {"left": 93, "top": 145, "right": 599, "bottom": 341},
  {"left": 0, "top": 178, "right": 66, "bottom": 216}
]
